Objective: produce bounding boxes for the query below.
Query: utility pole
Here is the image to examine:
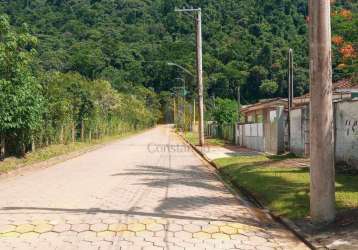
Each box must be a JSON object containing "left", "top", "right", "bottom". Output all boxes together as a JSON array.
[
  {"left": 193, "top": 99, "right": 196, "bottom": 132},
  {"left": 173, "top": 98, "right": 176, "bottom": 125},
  {"left": 175, "top": 7, "right": 205, "bottom": 146},
  {"left": 309, "top": 0, "right": 335, "bottom": 224},
  {"left": 181, "top": 79, "right": 186, "bottom": 131},
  {"left": 288, "top": 49, "right": 294, "bottom": 151},
  {"left": 237, "top": 86, "right": 241, "bottom": 122},
  {"left": 183, "top": 89, "right": 186, "bottom": 131}
]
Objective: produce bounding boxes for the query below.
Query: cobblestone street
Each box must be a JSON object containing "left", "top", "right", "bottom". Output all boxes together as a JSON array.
[{"left": 0, "top": 126, "right": 308, "bottom": 249}]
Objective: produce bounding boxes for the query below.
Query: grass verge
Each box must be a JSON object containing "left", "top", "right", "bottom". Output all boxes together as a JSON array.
[
  {"left": 183, "top": 132, "right": 230, "bottom": 147},
  {"left": 214, "top": 155, "right": 358, "bottom": 220},
  {"left": 0, "top": 130, "right": 144, "bottom": 174}
]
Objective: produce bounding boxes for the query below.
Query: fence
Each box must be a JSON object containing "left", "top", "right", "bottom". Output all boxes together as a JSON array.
[
  {"left": 238, "top": 123, "right": 265, "bottom": 152},
  {"left": 205, "top": 122, "right": 236, "bottom": 143},
  {"left": 289, "top": 100, "right": 358, "bottom": 168},
  {"left": 0, "top": 120, "right": 144, "bottom": 159},
  {"left": 334, "top": 100, "right": 358, "bottom": 167}
]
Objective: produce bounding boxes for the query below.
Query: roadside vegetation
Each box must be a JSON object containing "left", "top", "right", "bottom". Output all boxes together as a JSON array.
[
  {"left": 0, "top": 16, "right": 161, "bottom": 163},
  {"left": 215, "top": 155, "right": 358, "bottom": 220},
  {"left": 184, "top": 127, "right": 358, "bottom": 221},
  {"left": 183, "top": 132, "right": 229, "bottom": 147}
]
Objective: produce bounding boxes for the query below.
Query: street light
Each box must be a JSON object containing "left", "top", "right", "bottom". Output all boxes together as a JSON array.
[
  {"left": 168, "top": 63, "right": 194, "bottom": 132},
  {"left": 167, "top": 62, "right": 195, "bottom": 77},
  {"left": 176, "top": 78, "right": 186, "bottom": 131},
  {"left": 174, "top": 7, "right": 204, "bottom": 146}
]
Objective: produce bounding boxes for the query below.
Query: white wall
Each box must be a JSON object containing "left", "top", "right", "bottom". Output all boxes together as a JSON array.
[{"left": 335, "top": 100, "right": 358, "bottom": 168}]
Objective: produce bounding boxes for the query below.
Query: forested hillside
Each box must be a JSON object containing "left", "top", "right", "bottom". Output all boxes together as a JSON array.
[
  {"left": 0, "top": 0, "right": 357, "bottom": 156},
  {"left": 0, "top": 14, "right": 160, "bottom": 158},
  {"left": 1, "top": 0, "right": 356, "bottom": 103}
]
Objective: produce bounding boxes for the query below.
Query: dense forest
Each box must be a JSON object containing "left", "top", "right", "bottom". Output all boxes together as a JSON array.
[
  {"left": 1, "top": 0, "right": 356, "bottom": 101},
  {"left": 0, "top": 0, "right": 357, "bottom": 156}
]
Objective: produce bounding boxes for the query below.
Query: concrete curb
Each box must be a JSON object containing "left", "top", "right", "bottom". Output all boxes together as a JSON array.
[{"left": 177, "top": 132, "right": 321, "bottom": 250}]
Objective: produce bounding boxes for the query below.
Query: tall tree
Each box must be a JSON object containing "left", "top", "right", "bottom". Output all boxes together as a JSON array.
[{"left": 0, "top": 15, "right": 43, "bottom": 156}]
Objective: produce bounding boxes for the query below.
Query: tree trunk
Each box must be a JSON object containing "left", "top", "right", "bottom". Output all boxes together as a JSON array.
[
  {"left": 60, "top": 125, "right": 64, "bottom": 144},
  {"left": 309, "top": 0, "right": 336, "bottom": 224},
  {"left": 0, "top": 134, "right": 5, "bottom": 160},
  {"left": 81, "top": 120, "right": 85, "bottom": 141},
  {"left": 72, "top": 123, "right": 75, "bottom": 143},
  {"left": 89, "top": 129, "right": 92, "bottom": 143},
  {"left": 31, "top": 135, "right": 36, "bottom": 152}
]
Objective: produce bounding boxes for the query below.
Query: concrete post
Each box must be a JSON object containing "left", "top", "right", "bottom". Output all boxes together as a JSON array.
[
  {"left": 196, "top": 10, "right": 205, "bottom": 146},
  {"left": 309, "top": 0, "right": 336, "bottom": 224}
]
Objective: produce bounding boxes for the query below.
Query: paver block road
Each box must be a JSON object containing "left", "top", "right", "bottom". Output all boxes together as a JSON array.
[{"left": 0, "top": 126, "right": 308, "bottom": 249}]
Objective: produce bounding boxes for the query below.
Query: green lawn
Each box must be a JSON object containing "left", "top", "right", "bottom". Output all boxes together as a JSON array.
[
  {"left": 214, "top": 155, "right": 358, "bottom": 220},
  {"left": 0, "top": 130, "right": 142, "bottom": 174},
  {"left": 183, "top": 132, "right": 229, "bottom": 147}
]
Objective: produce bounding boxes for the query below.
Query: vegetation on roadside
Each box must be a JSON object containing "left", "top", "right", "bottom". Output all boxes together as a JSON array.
[
  {"left": 206, "top": 98, "right": 238, "bottom": 125},
  {"left": 214, "top": 155, "right": 358, "bottom": 220},
  {"left": 184, "top": 132, "right": 229, "bottom": 147},
  {"left": 0, "top": 16, "right": 161, "bottom": 159}
]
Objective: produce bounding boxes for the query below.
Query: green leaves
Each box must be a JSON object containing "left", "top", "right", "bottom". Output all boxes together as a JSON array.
[
  {"left": 0, "top": 0, "right": 355, "bottom": 104},
  {"left": 209, "top": 98, "right": 238, "bottom": 125},
  {"left": 0, "top": 15, "right": 43, "bottom": 135},
  {"left": 0, "top": 15, "right": 160, "bottom": 157},
  {"left": 259, "top": 80, "right": 278, "bottom": 96}
]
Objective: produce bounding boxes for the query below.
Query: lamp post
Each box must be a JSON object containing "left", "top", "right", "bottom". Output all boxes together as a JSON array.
[
  {"left": 167, "top": 62, "right": 195, "bottom": 77},
  {"left": 173, "top": 7, "right": 205, "bottom": 146},
  {"left": 168, "top": 63, "right": 195, "bottom": 132},
  {"left": 176, "top": 78, "right": 186, "bottom": 131}
]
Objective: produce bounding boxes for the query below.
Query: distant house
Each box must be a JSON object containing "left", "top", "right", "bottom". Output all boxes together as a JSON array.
[
  {"left": 333, "top": 78, "right": 358, "bottom": 99},
  {"left": 239, "top": 98, "right": 287, "bottom": 154},
  {"left": 237, "top": 79, "right": 358, "bottom": 168}
]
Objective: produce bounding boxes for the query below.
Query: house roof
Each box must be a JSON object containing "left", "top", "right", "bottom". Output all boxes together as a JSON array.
[
  {"left": 333, "top": 79, "right": 358, "bottom": 90},
  {"left": 333, "top": 78, "right": 358, "bottom": 91},
  {"left": 241, "top": 78, "right": 355, "bottom": 113},
  {"left": 241, "top": 98, "right": 287, "bottom": 113},
  {"left": 294, "top": 78, "right": 356, "bottom": 101}
]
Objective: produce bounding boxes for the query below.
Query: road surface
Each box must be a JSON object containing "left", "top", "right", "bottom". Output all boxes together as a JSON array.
[{"left": 0, "top": 126, "right": 308, "bottom": 249}]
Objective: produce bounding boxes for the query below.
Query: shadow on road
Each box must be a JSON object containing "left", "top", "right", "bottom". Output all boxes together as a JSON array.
[{"left": 1, "top": 206, "right": 265, "bottom": 227}]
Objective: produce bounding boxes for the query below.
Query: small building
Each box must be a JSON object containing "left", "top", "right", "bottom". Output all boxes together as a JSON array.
[
  {"left": 238, "top": 79, "right": 358, "bottom": 168},
  {"left": 239, "top": 98, "right": 287, "bottom": 154}
]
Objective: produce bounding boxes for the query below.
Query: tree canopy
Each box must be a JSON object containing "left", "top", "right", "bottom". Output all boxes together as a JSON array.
[{"left": 1, "top": 0, "right": 356, "bottom": 104}]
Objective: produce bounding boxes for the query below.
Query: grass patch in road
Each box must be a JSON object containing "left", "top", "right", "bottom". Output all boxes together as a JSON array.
[
  {"left": 214, "top": 155, "right": 358, "bottom": 220},
  {"left": 183, "top": 132, "right": 230, "bottom": 147},
  {"left": 0, "top": 130, "right": 143, "bottom": 174}
]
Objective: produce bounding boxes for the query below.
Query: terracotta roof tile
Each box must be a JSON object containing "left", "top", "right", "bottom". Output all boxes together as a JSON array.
[{"left": 333, "top": 78, "right": 355, "bottom": 90}]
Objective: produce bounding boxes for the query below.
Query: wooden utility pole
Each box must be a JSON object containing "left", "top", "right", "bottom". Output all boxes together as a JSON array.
[
  {"left": 175, "top": 7, "right": 205, "bottom": 146},
  {"left": 309, "top": 0, "right": 336, "bottom": 224}
]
